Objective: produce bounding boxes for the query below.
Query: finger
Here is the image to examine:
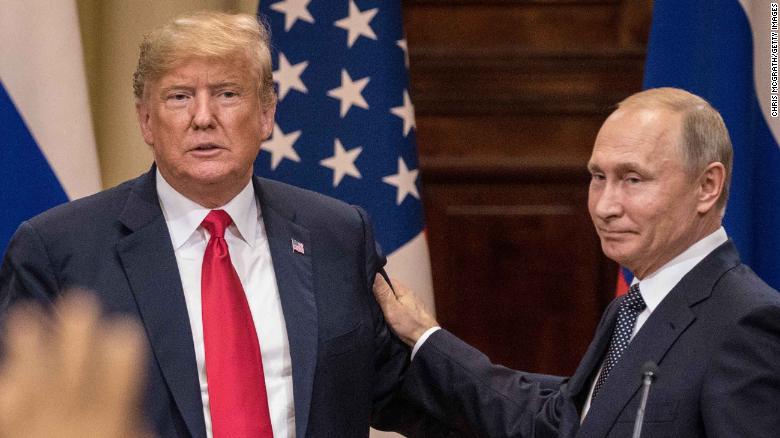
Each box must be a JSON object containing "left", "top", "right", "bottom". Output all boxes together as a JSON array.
[
  {"left": 92, "top": 317, "right": 147, "bottom": 436},
  {"left": 0, "top": 303, "right": 51, "bottom": 426},
  {"left": 2, "top": 303, "right": 51, "bottom": 390},
  {"left": 387, "top": 277, "right": 411, "bottom": 300},
  {"left": 55, "top": 291, "right": 102, "bottom": 406},
  {"left": 373, "top": 273, "right": 397, "bottom": 304}
]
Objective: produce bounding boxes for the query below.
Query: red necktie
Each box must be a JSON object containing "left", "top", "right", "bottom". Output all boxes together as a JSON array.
[{"left": 201, "top": 210, "right": 273, "bottom": 438}]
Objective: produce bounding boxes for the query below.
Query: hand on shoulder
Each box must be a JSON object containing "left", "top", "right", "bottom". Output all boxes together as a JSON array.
[{"left": 373, "top": 274, "right": 439, "bottom": 347}]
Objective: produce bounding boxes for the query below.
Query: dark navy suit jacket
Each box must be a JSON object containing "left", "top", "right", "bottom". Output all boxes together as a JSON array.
[
  {"left": 398, "top": 241, "right": 780, "bottom": 437},
  {"left": 0, "top": 168, "right": 442, "bottom": 438}
]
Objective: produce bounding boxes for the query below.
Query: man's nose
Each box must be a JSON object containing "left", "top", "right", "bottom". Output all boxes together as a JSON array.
[
  {"left": 191, "top": 93, "right": 216, "bottom": 130},
  {"left": 592, "top": 182, "right": 624, "bottom": 220}
]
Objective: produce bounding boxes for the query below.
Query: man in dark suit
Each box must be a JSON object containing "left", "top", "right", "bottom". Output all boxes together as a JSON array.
[
  {"left": 374, "top": 87, "right": 780, "bottom": 437},
  {"left": 0, "top": 11, "right": 441, "bottom": 438}
]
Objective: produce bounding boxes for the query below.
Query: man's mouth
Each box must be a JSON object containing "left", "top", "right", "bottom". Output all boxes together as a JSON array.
[
  {"left": 598, "top": 228, "right": 635, "bottom": 238},
  {"left": 192, "top": 143, "right": 222, "bottom": 151}
]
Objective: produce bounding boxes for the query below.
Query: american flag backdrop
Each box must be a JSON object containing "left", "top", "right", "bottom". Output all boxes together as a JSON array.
[{"left": 257, "top": 0, "right": 435, "bottom": 322}]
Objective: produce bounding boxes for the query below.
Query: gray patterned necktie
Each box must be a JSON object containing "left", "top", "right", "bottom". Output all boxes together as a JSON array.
[{"left": 592, "top": 283, "right": 647, "bottom": 400}]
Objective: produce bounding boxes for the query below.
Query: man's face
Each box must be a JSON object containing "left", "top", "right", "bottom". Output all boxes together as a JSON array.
[
  {"left": 587, "top": 107, "right": 703, "bottom": 279},
  {"left": 137, "top": 56, "right": 274, "bottom": 203}
]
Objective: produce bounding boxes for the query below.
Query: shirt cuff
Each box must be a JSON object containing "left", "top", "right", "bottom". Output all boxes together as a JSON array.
[{"left": 411, "top": 326, "right": 442, "bottom": 361}]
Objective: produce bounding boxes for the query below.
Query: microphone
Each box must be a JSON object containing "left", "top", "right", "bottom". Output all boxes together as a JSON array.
[{"left": 631, "top": 361, "right": 659, "bottom": 438}]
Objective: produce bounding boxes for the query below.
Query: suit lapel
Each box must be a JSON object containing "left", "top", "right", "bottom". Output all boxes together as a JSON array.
[
  {"left": 547, "top": 301, "right": 616, "bottom": 438},
  {"left": 567, "top": 299, "right": 620, "bottom": 399},
  {"left": 577, "top": 241, "right": 741, "bottom": 437},
  {"left": 254, "top": 177, "right": 317, "bottom": 438},
  {"left": 577, "top": 293, "right": 695, "bottom": 437},
  {"left": 116, "top": 170, "right": 206, "bottom": 438}
]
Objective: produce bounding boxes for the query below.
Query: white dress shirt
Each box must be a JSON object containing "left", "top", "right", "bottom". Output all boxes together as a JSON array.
[
  {"left": 157, "top": 173, "right": 296, "bottom": 438},
  {"left": 580, "top": 227, "right": 728, "bottom": 420}
]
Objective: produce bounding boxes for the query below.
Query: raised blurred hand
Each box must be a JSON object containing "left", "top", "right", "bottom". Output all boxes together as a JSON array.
[
  {"left": 0, "top": 291, "right": 150, "bottom": 438},
  {"left": 373, "top": 274, "right": 439, "bottom": 347}
]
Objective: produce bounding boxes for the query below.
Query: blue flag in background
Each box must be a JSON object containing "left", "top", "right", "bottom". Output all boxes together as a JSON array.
[
  {"left": 0, "top": 0, "right": 102, "bottom": 255},
  {"left": 257, "top": 1, "right": 435, "bottom": 312},
  {"left": 0, "top": 83, "right": 69, "bottom": 251},
  {"left": 618, "top": 0, "right": 780, "bottom": 291}
]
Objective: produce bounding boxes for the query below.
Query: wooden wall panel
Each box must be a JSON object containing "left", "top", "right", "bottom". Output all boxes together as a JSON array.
[
  {"left": 416, "top": 114, "right": 601, "bottom": 171},
  {"left": 425, "top": 180, "right": 611, "bottom": 375},
  {"left": 405, "top": 2, "right": 621, "bottom": 52},
  {"left": 404, "top": 0, "right": 652, "bottom": 374},
  {"left": 411, "top": 53, "right": 646, "bottom": 116}
]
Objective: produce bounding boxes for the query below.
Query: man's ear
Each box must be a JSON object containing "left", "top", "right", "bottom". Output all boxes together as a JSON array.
[
  {"left": 135, "top": 99, "right": 154, "bottom": 146},
  {"left": 696, "top": 162, "right": 725, "bottom": 214},
  {"left": 260, "top": 102, "right": 276, "bottom": 141}
]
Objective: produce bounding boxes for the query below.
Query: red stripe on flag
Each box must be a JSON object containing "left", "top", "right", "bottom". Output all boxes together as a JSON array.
[{"left": 615, "top": 269, "right": 630, "bottom": 297}]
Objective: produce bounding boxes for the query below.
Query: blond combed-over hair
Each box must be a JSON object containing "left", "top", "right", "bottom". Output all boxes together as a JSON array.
[{"left": 133, "top": 11, "right": 276, "bottom": 108}]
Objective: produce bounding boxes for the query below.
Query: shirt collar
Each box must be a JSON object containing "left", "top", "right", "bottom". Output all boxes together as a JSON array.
[
  {"left": 156, "top": 172, "right": 258, "bottom": 249},
  {"left": 631, "top": 226, "right": 728, "bottom": 312}
]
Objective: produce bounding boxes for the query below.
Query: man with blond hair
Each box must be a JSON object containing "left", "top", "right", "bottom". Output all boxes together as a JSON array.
[
  {"left": 374, "top": 88, "right": 780, "bottom": 437},
  {"left": 0, "top": 11, "right": 444, "bottom": 438}
]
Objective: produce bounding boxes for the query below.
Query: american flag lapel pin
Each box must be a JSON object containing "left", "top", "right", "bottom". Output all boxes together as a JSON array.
[{"left": 291, "top": 238, "right": 305, "bottom": 255}]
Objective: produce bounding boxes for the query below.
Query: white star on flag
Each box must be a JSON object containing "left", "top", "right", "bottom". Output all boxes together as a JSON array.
[
  {"left": 261, "top": 123, "right": 301, "bottom": 170},
  {"left": 390, "top": 90, "right": 416, "bottom": 136},
  {"left": 397, "top": 39, "right": 409, "bottom": 68},
  {"left": 382, "top": 157, "right": 420, "bottom": 205},
  {"left": 258, "top": 0, "right": 436, "bottom": 324},
  {"left": 270, "top": 0, "right": 315, "bottom": 32},
  {"left": 273, "top": 52, "right": 308, "bottom": 100},
  {"left": 334, "top": 0, "right": 378, "bottom": 48},
  {"left": 319, "top": 139, "right": 363, "bottom": 187},
  {"left": 327, "top": 69, "right": 370, "bottom": 117}
]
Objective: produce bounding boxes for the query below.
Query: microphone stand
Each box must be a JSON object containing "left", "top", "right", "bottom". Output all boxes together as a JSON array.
[{"left": 632, "top": 361, "right": 658, "bottom": 438}]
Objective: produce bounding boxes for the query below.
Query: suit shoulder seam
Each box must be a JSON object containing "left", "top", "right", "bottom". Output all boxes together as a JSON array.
[{"left": 19, "top": 221, "right": 62, "bottom": 291}]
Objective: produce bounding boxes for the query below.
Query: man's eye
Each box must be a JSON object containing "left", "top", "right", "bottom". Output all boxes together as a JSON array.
[
  {"left": 591, "top": 173, "right": 606, "bottom": 181},
  {"left": 626, "top": 176, "right": 641, "bottom": 184},
  {"left": 221, "top": 91, "right": 238, "bottom": 98},
  {"left": 168, "top": 94, "right": 188, "bottom": 101}
]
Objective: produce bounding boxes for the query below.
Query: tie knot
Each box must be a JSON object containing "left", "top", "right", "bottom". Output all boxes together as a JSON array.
[
  {"left": 202, "top": 210, "right": 233, "bottom": 238},
  {"left": 624, "top": 283, "right": 647, "bottom": 313}
]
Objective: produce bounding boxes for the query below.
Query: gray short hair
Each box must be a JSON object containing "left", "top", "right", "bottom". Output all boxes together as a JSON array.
[{"left": 618, "top": 87, "right": 732, "bottom": 210}]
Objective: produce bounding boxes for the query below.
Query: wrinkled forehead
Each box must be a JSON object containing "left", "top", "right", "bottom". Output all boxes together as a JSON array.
[
  {"left": 589, "top": 107, "right": 684, "bottom": 167},
  {"left": 145, "top": 55, "right": 260, "bottom": 93},
  {"left": 180, "top": 51, "right": 258, "bottom": 76}
]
